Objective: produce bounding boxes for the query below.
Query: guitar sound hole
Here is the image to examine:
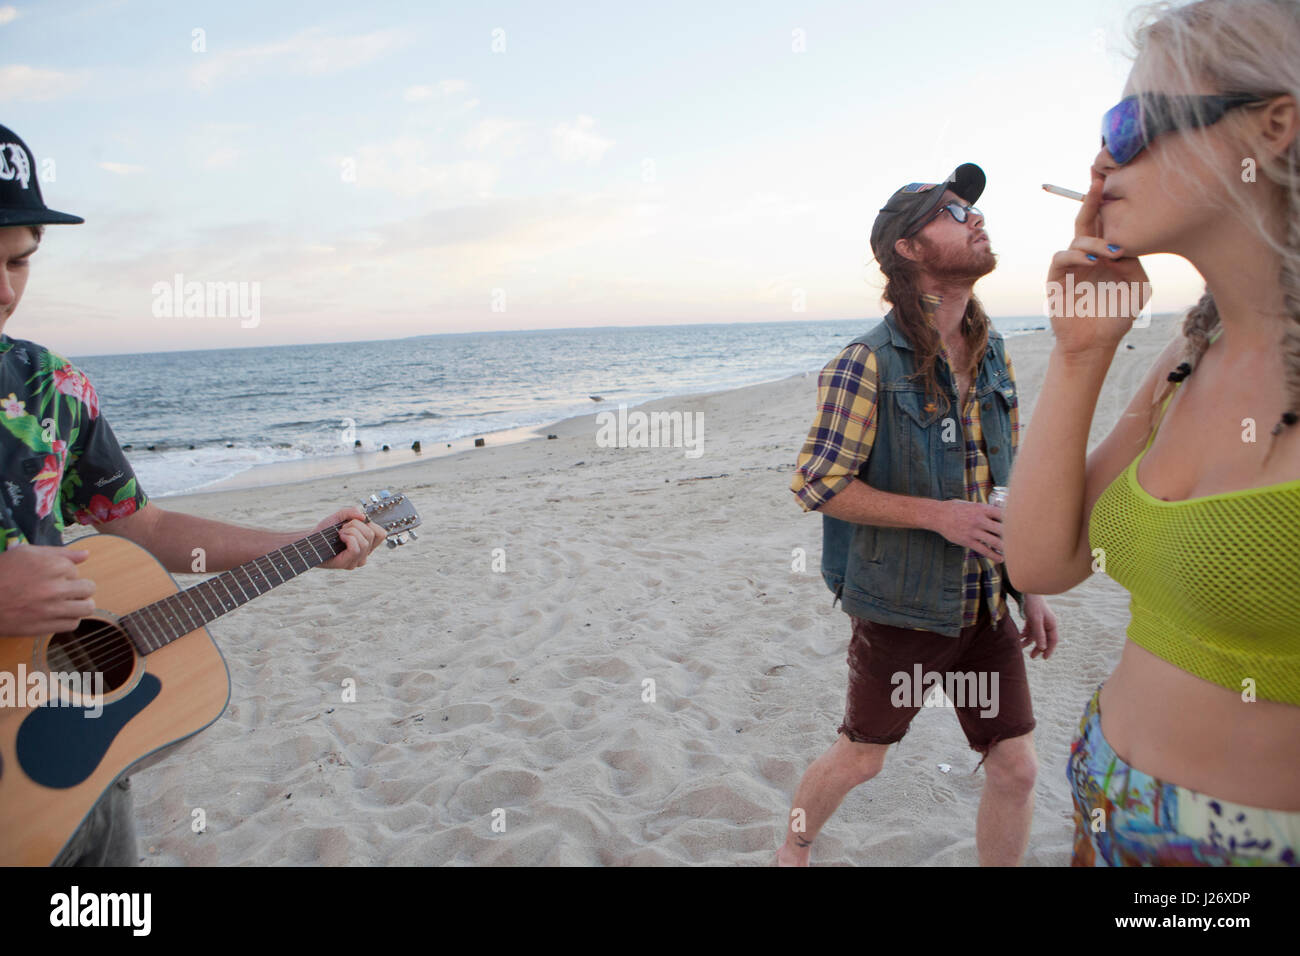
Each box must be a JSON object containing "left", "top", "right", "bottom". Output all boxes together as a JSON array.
[{"left": 46, "top": 618, "right": 137, "bottom": 693}]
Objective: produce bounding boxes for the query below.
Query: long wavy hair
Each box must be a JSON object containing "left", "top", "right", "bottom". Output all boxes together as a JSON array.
[
  {"left": 875, "top": 235, "right": 992, "bottom": 420},
  {"left": 1127, "top": 0, "right": 1300, "bottom": 463}
]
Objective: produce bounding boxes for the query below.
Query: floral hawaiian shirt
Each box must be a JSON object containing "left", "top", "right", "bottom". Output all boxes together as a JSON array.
[{"left": 0, "top": 334, "right": 148, "bottom": 549}]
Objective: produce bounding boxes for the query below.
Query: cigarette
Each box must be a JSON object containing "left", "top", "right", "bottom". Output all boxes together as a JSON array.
[{"left": 1042, "top": 183, "right": 1086, "bottom": 201}]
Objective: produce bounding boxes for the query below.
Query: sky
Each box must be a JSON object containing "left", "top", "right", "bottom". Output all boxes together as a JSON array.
[{"left": 1, "top": 0, "right": 1209, "bottom": 355}]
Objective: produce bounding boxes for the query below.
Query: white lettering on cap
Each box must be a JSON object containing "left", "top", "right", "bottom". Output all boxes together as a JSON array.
[{"left": 0, "top": 143, "right": 32, "bottom": 190}]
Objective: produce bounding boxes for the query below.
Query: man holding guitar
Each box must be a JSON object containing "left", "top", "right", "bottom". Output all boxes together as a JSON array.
[{"left": 0, "top": 124, "right": 387, "bottom": 866}]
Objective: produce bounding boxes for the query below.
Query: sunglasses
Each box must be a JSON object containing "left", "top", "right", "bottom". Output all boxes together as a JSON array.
[
  {"left": 905, "top": 201, "right": 982, "bottom": 238},
  {"left": 1101, "top": 92, "right": 1269, "bottom": 165}
]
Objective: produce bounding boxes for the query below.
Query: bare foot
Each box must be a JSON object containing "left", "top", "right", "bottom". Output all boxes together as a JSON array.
[{"left": 775, "top": 841, "right": 811, "bottom": 867}]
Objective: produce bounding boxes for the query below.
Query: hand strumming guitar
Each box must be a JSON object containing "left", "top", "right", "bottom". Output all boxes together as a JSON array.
[{"left": 0, "top": 545, "right": 97, "bottom": 636}]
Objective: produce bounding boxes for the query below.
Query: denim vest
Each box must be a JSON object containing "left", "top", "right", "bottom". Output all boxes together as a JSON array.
[{"left": 820, "top": 309, "right": 1022, "bottom": 636}]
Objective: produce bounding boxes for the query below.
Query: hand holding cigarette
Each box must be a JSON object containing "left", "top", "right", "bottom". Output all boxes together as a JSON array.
[{"left": 1043, "top": 171, "right": 1151, "bottom": 351}]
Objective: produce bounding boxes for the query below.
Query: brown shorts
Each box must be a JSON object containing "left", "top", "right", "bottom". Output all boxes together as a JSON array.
[{"left": 838, "top": 602, "right": 1035, "bottom": 758}]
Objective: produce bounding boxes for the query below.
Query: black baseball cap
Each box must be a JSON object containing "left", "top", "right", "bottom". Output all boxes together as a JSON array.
[
  {"left": 0, "top": 124, "right": 83, "bottom": 227},
  {"left": 869, "top": 162, "right": 984, "bottom": 261}
]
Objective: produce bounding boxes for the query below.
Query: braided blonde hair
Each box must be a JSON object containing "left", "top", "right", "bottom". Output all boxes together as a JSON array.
[{"left": 1127, "top": 0, "right": 1300, "bottom": 464}]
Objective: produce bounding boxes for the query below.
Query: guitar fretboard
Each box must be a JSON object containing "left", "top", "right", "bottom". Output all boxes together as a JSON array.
[{"left": 120, "top": 525, "right": 348, "bottom": 654}]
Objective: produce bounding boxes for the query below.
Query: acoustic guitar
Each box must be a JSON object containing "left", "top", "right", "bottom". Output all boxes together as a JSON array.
[{"left": 0, "top": 489, "right": 420, "bottom": 865}]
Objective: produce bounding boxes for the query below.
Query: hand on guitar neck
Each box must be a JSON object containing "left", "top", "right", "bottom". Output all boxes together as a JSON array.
[{"left": 308, "top": 506, "right": 388, "bottom": 570}]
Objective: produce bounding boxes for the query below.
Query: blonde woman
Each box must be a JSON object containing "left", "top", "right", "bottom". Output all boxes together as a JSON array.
[{"left": 1005, "top": 0, "right": 1300, "bottom": 865}]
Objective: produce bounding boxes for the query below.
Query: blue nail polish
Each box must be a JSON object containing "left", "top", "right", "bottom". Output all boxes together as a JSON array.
[
  {"left": 1086, "top": 254, "right": 1098, "bottom": 261},
  {"left": 1107, "top": 243, "right": 1121, "bottom": 252}
]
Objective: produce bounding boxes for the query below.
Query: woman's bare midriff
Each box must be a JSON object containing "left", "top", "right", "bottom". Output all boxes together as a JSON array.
[{"left": 1099, "top": 641, "right": 1300, "bottom": 810}]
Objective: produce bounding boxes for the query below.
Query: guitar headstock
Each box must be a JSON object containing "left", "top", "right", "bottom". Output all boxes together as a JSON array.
[{"left": 361, "top": 489, "right": 422, "bottom": 548}]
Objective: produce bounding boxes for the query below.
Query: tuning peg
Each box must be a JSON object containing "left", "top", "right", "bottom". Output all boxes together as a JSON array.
[
  {"left": 386, "top": 538, "right": 398, "bottom": 549},
  {"left": 409, "top": 530, "right": 418, "bottom": 541}
]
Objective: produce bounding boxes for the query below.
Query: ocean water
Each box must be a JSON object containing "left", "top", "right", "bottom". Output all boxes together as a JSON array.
[{"left": 72, "top": 317, "right": 1044, "bottom": 497}]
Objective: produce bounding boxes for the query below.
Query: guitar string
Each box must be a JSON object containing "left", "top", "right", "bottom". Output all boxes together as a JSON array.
[
  {"left": 54, "top": 525, "right": 348, "bottom": 668},
  {"left": 37, "top": 503, "right": 412, "bottom": 688},
  {"left": 46, "top": 499, "right": 412, "bottom": 675},
  {"left": 39, "top": 528, "right": 348, "bottom": 679},
  {"left": 40, "top": 531, "right": 347, "bottom": 679},
  {"left": 37, "top": 524, "right": 354, "bottom": 680}
]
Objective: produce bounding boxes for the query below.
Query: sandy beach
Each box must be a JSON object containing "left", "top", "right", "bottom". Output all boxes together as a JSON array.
[{"left": 87, "top": 314, "right": 1179, "bottom": 866}]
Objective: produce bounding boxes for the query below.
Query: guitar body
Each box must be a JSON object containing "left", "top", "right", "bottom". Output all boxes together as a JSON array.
[{"left": 0, "top": 533, "right": 230, "bottom": 866}]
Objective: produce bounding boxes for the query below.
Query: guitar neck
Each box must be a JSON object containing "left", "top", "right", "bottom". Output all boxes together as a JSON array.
[{"left": 120, "top": 524, "right": 348, "bottom": 654}]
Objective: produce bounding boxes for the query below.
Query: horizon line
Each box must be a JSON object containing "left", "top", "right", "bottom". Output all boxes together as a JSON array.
[{"left": 51, "top": 309, "right": 1132, "bottom": 361}]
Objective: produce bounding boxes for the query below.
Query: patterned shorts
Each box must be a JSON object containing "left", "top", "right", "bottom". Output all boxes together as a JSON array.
[{"left": 1067, "top": 684, "right": 1299, "bottom": 866}]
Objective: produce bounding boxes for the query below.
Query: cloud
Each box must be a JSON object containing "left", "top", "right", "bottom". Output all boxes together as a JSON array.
[
  {"left": 202, "top": 147, "right": 241, "bottom": 169},
  {"left": 99, "top": 161, "right": 146, "bottom": 175},
  {"left": 346, "top": 136, "right": 498, "bottom": 199},
  {"left": 696, "top": 192, "right": 818, "bottom": 230},
  {"left": 186, "top": 121, "right": 254, "bottom": 170},
  {"left": 550, "top": 115, "right": 613, "bottom": 165},
  {"left": 404, "top": 79, "right": 468, "bottom": 102},
  {"left": 370, "top": 193, "right": 638, "bottom": 259},
  {"left": 37, "top": 182, "right": 853, "bottom": 353},
  {"left": 0, "top": 64, "right": 89, "bottom": 102},
  {"left": 189, "top": 27, "right": 409, "bottom": 90},
  {"left": 461, "top": 117, "right": 528, "bottom": 154},
  {"left": 0, "top": 6, "right": 18, "bottom": 26}
]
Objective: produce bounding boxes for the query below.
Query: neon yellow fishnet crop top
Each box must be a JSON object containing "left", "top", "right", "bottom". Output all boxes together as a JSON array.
[{"left": 1089, "top": 381, "right": 1300, "bottom": 706}]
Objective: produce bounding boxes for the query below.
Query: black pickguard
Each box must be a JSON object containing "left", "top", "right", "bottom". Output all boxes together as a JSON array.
[{"left": 15, "top": 673, "right": 161, "bottom": 788}]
